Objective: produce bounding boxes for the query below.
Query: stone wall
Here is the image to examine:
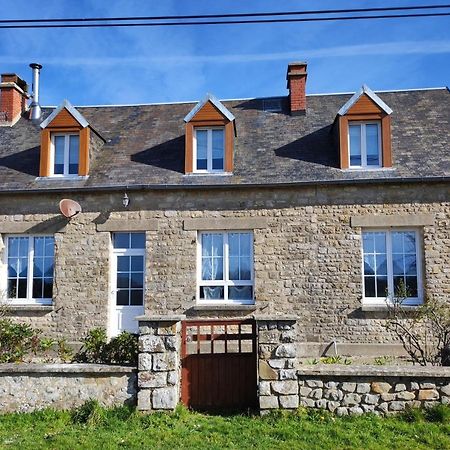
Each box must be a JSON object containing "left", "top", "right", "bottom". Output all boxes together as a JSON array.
[
  {"left": 0, "top": 182, "right": 449, "bottom": 350},
  {"left": 0, "top": 364, "right": 136, "bottom": 413},
  {"left": 260, "top": 365, "right": 450, "bottom": 415},
  {"left": 137, "top": 316, "right": 183, "bottom": 412}
]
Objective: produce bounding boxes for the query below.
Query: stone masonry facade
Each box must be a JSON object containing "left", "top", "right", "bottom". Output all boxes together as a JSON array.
[{"left": 0, "top": 182, "right": 448, "bottom": 349}]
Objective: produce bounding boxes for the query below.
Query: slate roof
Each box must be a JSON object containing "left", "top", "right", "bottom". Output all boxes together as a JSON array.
[{"left": 0, "top": 88, "right": 449, "bottom": 192}]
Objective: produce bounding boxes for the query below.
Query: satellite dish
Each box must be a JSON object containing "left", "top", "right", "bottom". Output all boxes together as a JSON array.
[{"left": 59, "top": 199, "right": 82, "bottom": 218}]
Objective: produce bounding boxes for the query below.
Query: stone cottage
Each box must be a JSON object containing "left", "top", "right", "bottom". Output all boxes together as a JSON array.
[{"left": 0, "top": 61, "right": 448, "bottom": 359}]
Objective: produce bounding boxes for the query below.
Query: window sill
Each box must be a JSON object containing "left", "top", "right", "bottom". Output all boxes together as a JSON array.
[
  {"left": 342, "top": 167, "right": 396, "bottom": 172},
  {"left": 192, "top": 304, "right": 257, "bottom": 312},
  {"left": 5, "top": 304, "right": 54, "bottom": 312},
  {"left": 361, "top": 303, "right": 421, "bottom": 312},
  {"left": 35, "top": 176, "right": 89, "bottom": 181},
  {"left": 184, "top": 172, "right": 233, "bottom": 177}
]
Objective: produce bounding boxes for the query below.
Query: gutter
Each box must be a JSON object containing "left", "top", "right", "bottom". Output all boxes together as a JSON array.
[{"left": 0, "top": 176, "right": 448, "bottom": 196}]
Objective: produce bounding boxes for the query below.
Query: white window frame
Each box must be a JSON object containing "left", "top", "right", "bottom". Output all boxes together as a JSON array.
[
  {"left": 348, "top": 121, "right": 382, "bottom": 169},
  {"left": 1, "top": 235, "right": 54, "bottom": 305},
  {"left": 193, "top": 127, "right": 225, "bottom": 173},
  {"left": 197, "top": 231, "right": 254, "bottom": 304},
  {"left": 50, "top": 133, "right": 80, "bottom": 177},
  {"left": 361, "top": 228, "right": 423, "bottom": 306}
]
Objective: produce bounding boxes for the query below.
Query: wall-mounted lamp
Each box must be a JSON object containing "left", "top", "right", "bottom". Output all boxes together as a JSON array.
[{"left": 122, "top": 192, "right": 130, "bottom": 208}]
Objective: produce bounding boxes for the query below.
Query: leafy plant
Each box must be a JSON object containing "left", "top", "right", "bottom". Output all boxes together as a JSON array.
[
  {"left": 0, "top": 318, "right": 41, "bottom": 362},
  {"left": 320, "top": 355, "right": 352, "bottom": 365},
  {"left": 57, "top": 338, "right": 73, "bottom": 362},
  {"left": 71, "top": 399, "right": 106, "bottom": 426},
  {"left": 74, "top": 328, "right": 138, "bottom": 366},
  {"left": 374, "top": 355, "right": 395, "bottom": 366},
  {"left": 384, "top": 279, "right": 450, "bottom": 366}
]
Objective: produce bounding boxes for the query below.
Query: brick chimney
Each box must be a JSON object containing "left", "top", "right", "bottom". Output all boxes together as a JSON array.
[
  {"left": 0, "top": 73, "right": 28, "bottom": 125},
  {"left": 286, "top": 62, "right": 307, "bottom": 115}
]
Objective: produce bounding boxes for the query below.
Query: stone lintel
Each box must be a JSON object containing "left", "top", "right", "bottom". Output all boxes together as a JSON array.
[
  {"left": 297, "top": 364, "right": 450, "bottom": 379},
  {"left": 183, "top": 217, "right": 268, "bottom": 231},
  {"left": 0, "top": 219, "right": 67, "bottom": 234},
  {"left": 96, "top": 219, "right": 158, "bottom": 232},
  {"left": 253, "top": 314, "right": 299, "bottom": 322},
  {"left": 137, "top": 315, "right": 186, "bottom": 323},
  {"left": 350, "top": 214, "right": 435, "bottom": 228}
]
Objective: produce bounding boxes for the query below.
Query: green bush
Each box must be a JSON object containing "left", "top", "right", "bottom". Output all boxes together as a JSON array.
[
  {"left": 74, "top": 328, "right": 138, "bottom": 366},
  {"left": 71, "top": 399, "right": 106, "bottom": 426},
  {"left": 0, "top": 318, "right": 41, "bottom": 362}
]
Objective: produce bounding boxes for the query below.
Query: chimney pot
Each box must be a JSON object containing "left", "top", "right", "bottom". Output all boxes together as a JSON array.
[
  {"left": 29, "top": 63, "right": 43, "bottom": 122},
  {"left": 286, "top": 61, "right": 307, "bottom": 115}
]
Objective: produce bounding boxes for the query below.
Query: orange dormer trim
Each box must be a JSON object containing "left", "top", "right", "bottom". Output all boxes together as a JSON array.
[
  {"left": 338, "top": 92, "right": 392, "bottom": 169},
  {"left": 184, "top": 99, "right": 235, "bottom": 174},
  {"left": 39, "top": 101, "right": 91, "bottom": 177}
]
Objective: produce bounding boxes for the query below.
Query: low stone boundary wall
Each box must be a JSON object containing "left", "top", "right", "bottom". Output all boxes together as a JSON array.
[
  {"left": 260, "top": 365, "right": 450, "bottom": 415},
  {"left": 0, "top": 364, "right": 137, "bottom": 413}
]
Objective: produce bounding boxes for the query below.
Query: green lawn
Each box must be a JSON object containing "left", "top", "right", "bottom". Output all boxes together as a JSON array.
[{"left": 0, "top": 402, "right": 449, "bottom": 450}]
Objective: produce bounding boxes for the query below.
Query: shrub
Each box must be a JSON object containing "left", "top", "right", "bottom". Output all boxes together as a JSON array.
[
  {"left": 0, "top": 318, "right": 41, "bottom": 363},
  {"left": 74, "top": 328, "right": 138, "bottom": 366},
  {"left": 385, "top": 280, "right": 450, "bottom": 366}
]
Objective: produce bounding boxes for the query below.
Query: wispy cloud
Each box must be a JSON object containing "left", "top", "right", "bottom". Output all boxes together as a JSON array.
[{"left": 1, "top": 40, "right": 449, "bottom": 67}]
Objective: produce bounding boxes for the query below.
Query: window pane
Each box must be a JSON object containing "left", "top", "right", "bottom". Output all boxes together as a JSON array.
[
  {"left": 374, "top": 233, "right": 386, "bottom": 253},
  {"left": 376, "top": 254, "right": 387, "bottom": 276},
  {"left": 212, "top": 129, "right": 224, "bottom": 170},
  {"left": 17, "top": 279, "right": 27, "bottom": 298},
  {"left": 130, "top": 272, "right": 144, "bottom": 288},
  {"left": 34, "top": 237, "right": 45, "bottom": 257},
  {"left": 113, "top": 233, "right": 130, "bottom": 249},
  {"left": 69, "top": 135, "right": 79, "bottom": 175},
  {"left": 18, "top": 257, "right": 28, "bottom": 277},
  {"left": 229, "top": 233, "right": 239, "bottom": 257},
  {"left": 7, "top": 279, "right": 17, "bottom": 298},
  {"left": 131, "top": 256, "right": 144, "bottom": 271},
  {"left": 8, "top": 259, "right": 18, "bottom": 277},
  {"left": 349, "top": 125, "right": 362, "bottom": 166},
  {"left": 405, "top": 255, "right": 417, "bottom": 275},
  {"left": 43, "top": 259, "right": 54, "bottom": 277},
  {"left": 240, "top": 233, "right": 252, "bottom": 256},
  {"left": 116, "top": 290, "right": 129, "bottom": 306},
  {"left": 32, "top": 278, "right": 43, "bottom": 299},
  {"left": 405, "top": 277, "right": 418, "bottom": 297},
  {"left": 366, "top": 124, "right": 379, "bottom": 166},
  {"left": 212, "top": 257, "right": 223, "bottom": 280},
  {"left": 376, "top": 276, "right": 388, "bottom": 298},
  {"left": 33, "top": 258, "right": 44, "bottom": 277},
  {"left": 240, "top": 257, "right": 251, "bottom": 280},
  {"left": 196, "top": 130, "right": 207, "bottom": 170},
  {"left": 403, "top": 232, "right": 416, "bottom": 253},
  {"left": 364, "top": 277, "right": 375, "bottom": 297},
  {"left": 8, "top": 237, "right": 20, "bottom": 257},
  {"left": 117, "top": 256, "right": 130, "bottom": 272},
  {"left": 392, "top": 232, "right": 403, "bottom": 253},
  {"left": 229, "top": 256, "right": 239, "bottom": 280},
  {"left": 364, "top": 255, "right": 375, "bottom": 275},
  {"left": 201, "top": 234, "right": 212, "bottom": 257},
  {"left": 202, "top": 258, "right": 213, "bottom": 280},
  {"left": 54, "top": 136, "right": 65, "bottom": 174},
  {"left": 362, "top": 233, "right": 374, "bottom": 253},
  {"left": 131, "top": 233, "right": 145, "bottom": 249},
  {"left": 229, "top": 286, "right": 253, "bottom": 301},
  {"left": 43, "top": 279, "right": 53, "bottom": 299},
  {"left": 200, "top": 286, "right": 224, "bottom": 300},
  {"left": 130, "top": 290, "right": 144, "bottom": 306},
  {"left": 392, "top": 254, "right": 404, "bottom": 275},
  {"left": 211, "top": 234, "right": 223, "bottom": 257},
  {"left": 117, "top": 274, "right": 129, "bottom": 288}
]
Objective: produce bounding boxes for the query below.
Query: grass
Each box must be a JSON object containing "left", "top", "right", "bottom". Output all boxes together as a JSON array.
[{"left": 0, "top": 402, "right": 449, "bottom": 450}]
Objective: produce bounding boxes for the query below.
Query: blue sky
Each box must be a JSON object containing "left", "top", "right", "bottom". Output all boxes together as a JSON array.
[{"left": 1, "top": 0, "right": 449, "bottom": 106}]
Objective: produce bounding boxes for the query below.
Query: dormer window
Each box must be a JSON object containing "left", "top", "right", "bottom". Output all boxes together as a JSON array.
[
  {"left": 194, "top": 128, "right": 224, "bottom": 172},
  {"left": 349, "top": 121, "right": 381, "bottom": 168},
  {"left": 52, "top": 133, "right": 79, "bottom": 176},
  {"left": 337, "top": 85, "right": 393, "bottom": 170},
  {"left": 39, "top": 100, "right": 92, "bottom": 178},
  {"left": 184, "top": 94, "right": 236, "bottom": 175}
]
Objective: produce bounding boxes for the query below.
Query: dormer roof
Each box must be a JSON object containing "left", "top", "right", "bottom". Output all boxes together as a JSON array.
[
  {"left": 40, "top": 99, "right": 90, "bottom": 129},
  {"left": 337, "top": 84, "right": 393, "bottom": 116},
  {"left": 184, "top": 93, "right": 235, "bottom": 123}
]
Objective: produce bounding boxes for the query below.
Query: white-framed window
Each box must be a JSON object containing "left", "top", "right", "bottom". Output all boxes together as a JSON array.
[
  {"left": 348, "top": 121, "right": 381, "bottom": 168},
  {"left": 197, "top": 231, "right": 254, "bottom": 304},
  {"left": 50, "top": 133, "right": 79, "bottom": 176},
  {"left": 111, "top": 232, "right": 145, "bottom": 307},
  {"left": 361, "top": 229, "right": 423, "bottom": 306},
  {"left": 193, "top": 128, "right": 225, "bottom": 173},
  {"left": 3, "top": 235, "right": 55, "bottom": 305}
]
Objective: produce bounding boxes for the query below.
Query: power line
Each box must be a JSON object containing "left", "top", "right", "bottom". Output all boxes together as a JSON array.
[
  {"left": 0, "top": 4, "right": 449, "bottom": 24},
  {"left": 0, "top": 12, "right": 449, "bottom": 29}
]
